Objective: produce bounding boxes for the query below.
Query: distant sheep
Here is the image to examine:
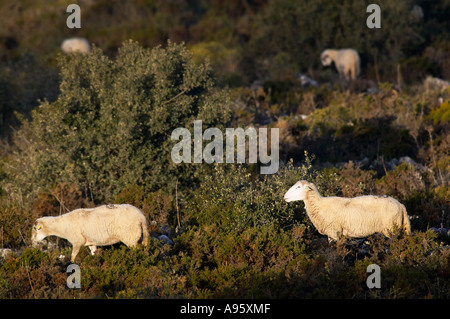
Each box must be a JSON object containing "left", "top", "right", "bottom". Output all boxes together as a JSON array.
[
  {"left": 31, "top": 204, "right": 149, "bottom": 262},
  {"left": 321, "top": 49, "right": 360, "bottom": 81},
  {"left": 284, "top": 180, "right": 411, "bottom": 241},
  {"left": 424, "top": 76, "right": 449, "bottom": 92},
  {"left": 61, "top": 37, "right": 91, "bottom": 54}
]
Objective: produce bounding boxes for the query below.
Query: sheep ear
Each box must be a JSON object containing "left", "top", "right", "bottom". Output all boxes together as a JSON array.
[{"left": 305, "top": 185, "right": 312, "bottom": 191}]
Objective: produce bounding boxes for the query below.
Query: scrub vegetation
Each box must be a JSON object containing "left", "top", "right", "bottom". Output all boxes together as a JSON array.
[{"left": 0, "top": 0, "right": 449, "bottom": 299}]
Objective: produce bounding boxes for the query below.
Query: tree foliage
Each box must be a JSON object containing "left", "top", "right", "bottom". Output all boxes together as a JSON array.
[{"left": 4, "top": 40, "right": 231, "bottom": 203}]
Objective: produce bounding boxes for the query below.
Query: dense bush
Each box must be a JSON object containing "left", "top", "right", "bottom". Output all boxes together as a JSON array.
[
  {"left": 0, "top": 203, "right": 34, "bottom": 248},
  {"left": 3, "top": 40, "right": 230, "bottom": 204}
]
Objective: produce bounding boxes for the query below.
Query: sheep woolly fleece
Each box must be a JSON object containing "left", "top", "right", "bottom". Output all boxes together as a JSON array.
[
  {"left": 321, "top": 48, "right": 360, "bottom": 81},
  {"left": 31, "top": 204, "right": 149, "bottom": 262},
  {"left": 284, "top": 180, "right": 411, "bottom": 241},
  {"left": 61, "top": 37, "right": 91, "bottom": 54}
]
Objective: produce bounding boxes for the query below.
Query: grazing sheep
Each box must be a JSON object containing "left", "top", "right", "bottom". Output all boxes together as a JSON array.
[
  {"left": 284, "top": 180, "right": 411, "bottom": 241},
  {"left": 321, "top": 49, "right": 360, "bottom": 81},
  {"left": 31, "top": 204, "right": 149, "bottom": 262},
  {"left": 61, "top": 37, "right": 91, "bottom": 54}
]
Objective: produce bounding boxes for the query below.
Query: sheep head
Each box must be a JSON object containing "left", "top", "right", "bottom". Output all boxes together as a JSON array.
[
  {"left": 31, "top": 219, "right": 48, "bottom": 246},
  {"left": 284, "top": 180, "right": 315, "bottom": 202},
  {"left": 321, "top": 50, "right": 333, "bottom": 66}
]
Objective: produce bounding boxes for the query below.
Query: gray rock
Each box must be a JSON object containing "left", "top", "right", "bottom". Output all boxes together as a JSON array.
[{"left": 157, "top": 235, "right": 174, "bottom": 245}]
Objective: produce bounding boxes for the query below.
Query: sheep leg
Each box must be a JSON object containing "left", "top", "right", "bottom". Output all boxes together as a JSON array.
[
  {"left": 327, "top": 237, "right": 337, "bottom": 244},
  {"left": 349, "top": 66, "right": 356, "bottom": 81},
  {"left": 327, "top": 231, "right": 340, "bottom": 243},
  {"left": 88, "top": 245, "right": 98, "bottom": 255},
  {"left": 71, "top": 244, "right": 81, "bottom": 263},
  {"left": 337, "top": 66, "right": 346, "bottom": 81}
]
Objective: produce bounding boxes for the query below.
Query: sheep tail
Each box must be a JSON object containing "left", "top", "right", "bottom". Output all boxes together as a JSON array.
[{"left": 402, "top": 206, "right": 411, "bottom": 236}]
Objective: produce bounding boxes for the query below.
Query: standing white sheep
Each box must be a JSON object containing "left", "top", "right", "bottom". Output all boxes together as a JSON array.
[
  {"left": 31, "top": 204, "right": 149, "bottom": 262},
  {"left": 321, "top": 49, "right": 360, "bottom": 81},
  {"left": 61, "top": 37, "right": 91, "bottom": 54},
  {"left": 284, "top": 180, "right": 411, "bottom": 241}
]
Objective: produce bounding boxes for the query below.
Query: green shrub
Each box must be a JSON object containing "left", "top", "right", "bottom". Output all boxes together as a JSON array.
[
  {"left": 182, "top": 154, "right": 339, "bottom": 234},
  {"left": 114, "top": 186, "right": 175, "bottom": 227},
  {"left": 427, "top": 100, "right": 450, "bottom": 125},
  {"left": 81, "top": 245, "right": 160, "bottom": 297},
  {"left": 4, "top": 40, "right": 231, "bottom": 204},
  {"left": 377, "top": 231, "right": 449, "bottom": 298},
  {"left": 18, "top": 248, "right": 49, "bottom": 269},
  {"left": 304, "top": 95, "right": 418, "bottom": 162},
  {"left": 0, "top": 204, "right": 34, "bottom": 248},
  {"left": 400, "top": 55, "right": 441, "bottom": 84}
]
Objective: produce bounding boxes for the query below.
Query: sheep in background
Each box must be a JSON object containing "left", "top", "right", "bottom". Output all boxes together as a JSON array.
[
  {"left": 61, "top": 37, "right": 91, "bottom": 54},
  {"left": 284, "top": 180, "right": 411, "bottom": 242},
  {"left": 31, "top": 204, "right": 149, "bottom": 262},
  {"left": 424, "top": 76, "right": 449, "bottom": 93},
  {"left": 321, "top": 49, "right": 360, "bottom": 81}
]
